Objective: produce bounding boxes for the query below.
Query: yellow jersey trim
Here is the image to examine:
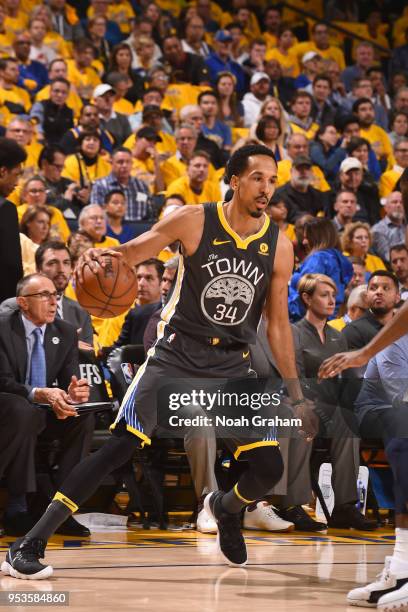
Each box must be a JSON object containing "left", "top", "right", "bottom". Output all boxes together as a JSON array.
[
  {"left": 216, "top": 201, "right": 270, "bottom": 250},
  {"left": 53, "top": 491, "right": 79, "bottom": 513},
  {"left": 234, "top": 440, "right": 279, "bottom": 461},
  {"left": 109, "top": 421, "right": 152, "bottom": 447},
  {"left": 233, "top": 483, "right": 255, "bottom": 504}
]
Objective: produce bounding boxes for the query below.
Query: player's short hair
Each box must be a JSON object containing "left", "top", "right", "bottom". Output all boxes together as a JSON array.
[
  {"left": 367, "top": 270, "right": 399, "bottom": 291},
  {"left": 224, "top": 144, "right": 276, "bottom": 183},
  {"left": 298, "top": 273, "right": 337, "bottom": 307},
  {"left": 50, "top": 77, "right": 70, "bottom": 90},
  {"left": 35, "top": 241, "right": 72, "bottom": 270},
  {"left": 189, "top": 149, "right": 211, "bottom": 163},
  {"left": 197, "top": 89, "right": 218, "bottom": 104}
]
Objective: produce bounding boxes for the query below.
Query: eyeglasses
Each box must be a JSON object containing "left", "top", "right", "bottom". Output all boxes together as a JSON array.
[{"left": 22, "top": 291, "right": 58, "bottom": 301}]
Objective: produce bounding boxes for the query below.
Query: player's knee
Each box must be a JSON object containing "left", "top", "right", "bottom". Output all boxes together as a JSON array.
[
  {"left": 247, "top": 445, "right": 284, "bottom": 488},
  {"left": 386, "top": 438, "right": 408, "bottom": 465}
]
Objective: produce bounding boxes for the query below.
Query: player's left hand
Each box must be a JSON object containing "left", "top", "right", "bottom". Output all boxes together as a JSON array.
[
  {"left": 68, "top": 375, "right": 90, "bottom": 404},
  {"left": 318, "top": 349, "right": 369, "bottom": 379}
]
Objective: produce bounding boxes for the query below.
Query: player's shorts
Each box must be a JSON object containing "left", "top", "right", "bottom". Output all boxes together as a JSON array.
[{"left": 111, "top": 324, "right": 278, "bottom": 459}]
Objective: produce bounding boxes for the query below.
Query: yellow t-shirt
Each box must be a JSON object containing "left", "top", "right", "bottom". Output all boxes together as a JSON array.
[
  {"left": 360, "top": 125, "right": 394, "bottom": 167},
  {"left": 66, "top": 60, "right": 101, "bottom": 101},
  {"left": 0, "top": 85, "right": 32, "bottom": 114},
  {"left": 291, "top": 41, "right": 346, "bottom": 71},
  {"left": 263, "top": 32, "right": 278, "bottom": 51},
  {"left": 61, "top": 154, "right": 112, "bottom": 184},
  {"left": 344, "top": 251, "right": 386, "bottom": 273},
  {"left": 18, "top": 204, "right": 71, "bottom": 243},
  {"left": 289, "top": 121, "right": 319, "bottom": 141},
  {"left": 379, "top": 168, "right": 402, "bottom": 198},
  {"left": 284, "top": 223, "right": 296, "bottom": 242},
  {"left": 265, "top": 48, "right": 300, "bottom": 78},
  {"left": 87, "top": 2, "right": 135, "bottom": 34},
  {"left": 132, "top": 157, "right": 157, "bottom": 193},
  {"left": 20, "top": 232, "right": 38, "bottom": 275},
  {"left": 166, "top": 175, "right": 221, "bottom": 205},
  {"left": 124, "top": 131, "right": 177, "bottom": 157},
  {"left": 36, "top": 85, "right": 83, "bottom": 119},
  {"left": 282, "top": 0, "right": 323, "bottom": 23},
  {"left": 4, "top": 13, "right": 28, "bottom": 36},
  {"left": 160, "top": 154, "right": 217, "bottom": 188},
  {"left": 0, "top": 33, "right": 15, "bottom": 57},
  {"left": 44, "top": 31, "right": 71, "bottom": 59},
  {"left": 277, "top": 159, "right": 330, "bottom": 192},
  {"left": 95, "top": 236, "right": 120, "bottom": 248},
  {"left": 113, "top": 97, "right": 134, "bottom": 116}
]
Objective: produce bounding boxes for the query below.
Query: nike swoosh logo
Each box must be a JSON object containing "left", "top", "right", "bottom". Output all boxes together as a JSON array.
[
  {"left": 243, "top": 351, "right": 250, "bottom": 358},
  {"left": 213, "top": 239, "right": 231, "bottom": 245}
]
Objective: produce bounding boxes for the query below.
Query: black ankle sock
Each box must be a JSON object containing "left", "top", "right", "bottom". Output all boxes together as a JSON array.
[
  {"left": 26, "top": 501, "right": 72, "bottom": 543},
  {"left": 221, "top": 488, "right": 246, "bottom": 514}
]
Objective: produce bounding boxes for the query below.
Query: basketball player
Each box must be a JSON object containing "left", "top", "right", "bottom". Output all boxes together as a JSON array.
[{"left": 2, "top": 144, "right": 317, "bottom": 579}]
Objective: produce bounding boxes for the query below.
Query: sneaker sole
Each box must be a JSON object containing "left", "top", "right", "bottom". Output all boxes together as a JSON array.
[
  {"left": 243, "top": 523, "right": 295, "bottom": 533},
  {"left": 203, "top": 493, "right": 248, "bottom": 568},
  {"left": 378, "top": 597, "right": 408, "bottom": 611},
  {"left": 1, "top": 561, "right": 53, "bottom": 580},
  {"left": 196, "top": 525, "right": 218, "bottom": 534},
  {"left": 346, "top": 598, "right": 377, "bottom": 607}
]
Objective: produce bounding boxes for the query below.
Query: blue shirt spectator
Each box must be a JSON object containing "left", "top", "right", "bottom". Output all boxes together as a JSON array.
[{"left": 205, "top": 30, "right": 246, "bottom": 95}]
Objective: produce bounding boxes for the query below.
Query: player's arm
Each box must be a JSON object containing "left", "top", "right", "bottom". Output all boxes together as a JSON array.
[
  {"left": 77, "top": 206, "right": 203, "bottom": 275},
  {"left": 265, "top": 232, "right": 318, "bottom": 439},
  {"left": 319, "top": 167, "right": 408, "bottom": 379},
  {"left": 318, "top": 300, "right": 408, "bottom": 378}
]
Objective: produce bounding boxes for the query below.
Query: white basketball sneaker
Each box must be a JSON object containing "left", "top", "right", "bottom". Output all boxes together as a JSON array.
[
  {"left": 347, "top": 557, "right": 408, "bottom": 608},
  {"left": 377, "top": 570, "right": 408, "bottom": 611},
  {"left": 243, "top": 502, "right": 294, "bottom": 532},
  {"left": 196, "top": 507, "right": 218, "bottom": 534}
]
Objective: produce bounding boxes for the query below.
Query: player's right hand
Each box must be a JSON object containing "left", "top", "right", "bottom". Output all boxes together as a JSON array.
[
  {"left": 318, "top": 348, "right": 369, "bottom": 379},
  {"left": 76, "top": 248, "right": 122, "bottom": 279}
]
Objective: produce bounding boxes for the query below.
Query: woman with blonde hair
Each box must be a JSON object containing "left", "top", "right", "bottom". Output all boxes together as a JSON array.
[
  {"left": 342, "top": 221, "right": 386, "bottom": 273},
  {"left": 285, "top": 271, "right": 375, "bottom": 531}
]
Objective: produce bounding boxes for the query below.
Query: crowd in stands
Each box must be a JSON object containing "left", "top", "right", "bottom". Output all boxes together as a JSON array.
[{"left": 1, "top": 0, "right": 408, "bottom": 536}]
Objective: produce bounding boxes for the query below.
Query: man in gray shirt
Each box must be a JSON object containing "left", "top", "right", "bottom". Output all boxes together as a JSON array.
[{"left": 372, "top": 191, "right": 406, "bottom": 263}]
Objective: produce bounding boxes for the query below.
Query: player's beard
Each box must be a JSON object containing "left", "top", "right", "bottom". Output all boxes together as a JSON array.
[
  {"left": 370, "top": 305, "right": 391, "bottom": 316},
  {"left": 250, "top": 210, "right": 264, "bottom": 218}
]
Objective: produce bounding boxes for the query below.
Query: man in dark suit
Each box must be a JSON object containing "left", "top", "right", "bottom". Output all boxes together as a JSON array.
[
  {"left": 0, "top": 273, "right": 93, "bottom": 536},
  {"left": 0, "top": 137, "right": 27, "bottom": 304},
  {"left": 0, "top": 241, "right": 93, "bottom": 349}
]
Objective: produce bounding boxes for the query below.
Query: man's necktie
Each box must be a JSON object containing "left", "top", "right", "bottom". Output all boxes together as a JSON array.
[{"left": 29, "top": 328, "right": 46, "bottom": 389}]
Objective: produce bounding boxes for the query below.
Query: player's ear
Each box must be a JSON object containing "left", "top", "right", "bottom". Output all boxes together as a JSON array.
[{"left": 230, "top": 175, "right": 239, "bottom": 191}]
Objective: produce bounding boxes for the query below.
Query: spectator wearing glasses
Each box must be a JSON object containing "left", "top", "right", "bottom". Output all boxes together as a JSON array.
[
  {"left": 0, "top": 272, "right": 92, "bottom": 537},
  {"left": 78, "top": 203, "right": 119, "bottom": 248},
  {"left": 379, "top": 139, "right": 408, "bottom": 197},
  {"left": 30, "top": 78, "right": 74, "bottom": 145},
  {"left": 17, "top": 176, "right": 70, "bottom": 244}
]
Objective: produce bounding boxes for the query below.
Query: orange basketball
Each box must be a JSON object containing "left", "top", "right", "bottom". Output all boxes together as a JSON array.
[{"left": 75, "top": 255, "right": 138, "bottom": 318}]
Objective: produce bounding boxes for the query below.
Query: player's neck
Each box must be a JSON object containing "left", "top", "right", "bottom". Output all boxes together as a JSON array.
[{"left": 223, "top": 201, "right": 265, "bottom": 239}]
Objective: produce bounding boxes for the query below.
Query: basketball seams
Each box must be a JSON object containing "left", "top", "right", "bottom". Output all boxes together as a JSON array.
[{"left": 75, "top": 257, "right": 137, "bottom": 318}]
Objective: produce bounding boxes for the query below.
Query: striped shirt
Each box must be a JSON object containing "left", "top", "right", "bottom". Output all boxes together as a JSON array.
[{"left": 90, "top": 172, "right": 152, "bottom": 221}]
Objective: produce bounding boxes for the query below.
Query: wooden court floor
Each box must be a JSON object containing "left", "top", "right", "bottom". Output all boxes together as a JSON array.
[{"left": 0, "top": 525, "right": 396, "bottom": 611}]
